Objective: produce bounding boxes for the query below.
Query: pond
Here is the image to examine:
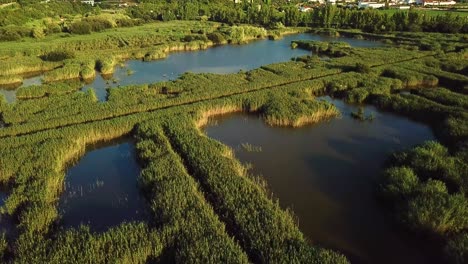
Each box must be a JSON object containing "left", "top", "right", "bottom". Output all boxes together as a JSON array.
[
  {"left": 1, "top": 33, "right": 384, "bottom": 102},
  {"left": 204, "top": 97, "right": 441, "bottom": 264},
  {"left": 59, "top": 138, "right": 148, "bottom": 232}
]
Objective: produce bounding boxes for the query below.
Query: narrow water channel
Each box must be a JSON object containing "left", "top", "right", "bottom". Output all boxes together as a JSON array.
[
  {"left": 59, "top": 138, "right": 147, "bottom": 232},
  {"left": 204, "top": 97, "right": 441, "bottom": 264}
]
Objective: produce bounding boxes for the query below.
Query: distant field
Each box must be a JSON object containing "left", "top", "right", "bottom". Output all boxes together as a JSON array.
[{"left": 379, "top": 8, "right": 468, "bottom": 17}]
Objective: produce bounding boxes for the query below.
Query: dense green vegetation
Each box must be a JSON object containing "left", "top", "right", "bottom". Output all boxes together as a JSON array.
[
  {"left": 261, "top": 91, "right": 339, "bottom": 126},
  {"left": 0, "top": 20, "right": 303, "bottom": 86},
  {"left": 381, "top": 142, "right": 468, "bottom": 263},
  {"left": 0, "top": 0, "right": 466, "bottom": 44},
  {"left": 161, "top": 114, "right": 347, "bottom": 263},
  {"left": 0, "top": 8, "right": 467, "bottom": 262},
  {"left": 0, "top": 0, "right": 466, "bottom": 87},
  {"left": 136, "top": 122, "right": 250, "bottom": 262}
]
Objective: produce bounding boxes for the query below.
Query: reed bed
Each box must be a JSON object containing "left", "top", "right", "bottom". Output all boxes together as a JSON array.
[
  {"left": 0, "top": 43, "right": 463, "bottom": 138},
  {"left": 261, "top": 93, "right": 340, "bottom": 127},
  {"left": 0, "top": 75, "right": 22, "bottom": 86},
  {"left": 0, "top": 29, "right": 466, "bottom": 263},
  {"left": 162, "top": 114, "right": 348, "bottom": 263},
  {"left": 135, "top": 122, "right": 249, "bottom": 262}
]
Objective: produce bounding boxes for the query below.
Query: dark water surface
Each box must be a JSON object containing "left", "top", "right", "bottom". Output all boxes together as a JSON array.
[
  {"left": 204, "top": 97, "right": 440, "bottom": 264},
  {"left": 59, "top": 138, "right": 147, "bottom": 232},
  {"left": 0, "top": 191, "right": 16, "bottom": 239},
  {"left": 1, "top": 33, "right": 383, "bottom": 102}
]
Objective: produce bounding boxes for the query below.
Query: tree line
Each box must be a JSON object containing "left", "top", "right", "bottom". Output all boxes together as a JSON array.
[{"left": 0, "top": 0, "right": 466, "bottom": 41}]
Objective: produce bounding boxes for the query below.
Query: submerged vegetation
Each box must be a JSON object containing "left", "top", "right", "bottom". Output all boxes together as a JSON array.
[{"left": 350, "top": 107, "right": 375, "bottom": 121}]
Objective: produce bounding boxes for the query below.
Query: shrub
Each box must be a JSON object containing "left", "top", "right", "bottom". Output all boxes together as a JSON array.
[
  {"left": 406, "top": 183, "right": 468, "bottom": 235},
  {"left": 206, "top": 32, "right": 226, "bottom": 44},
  {"left": 116, "top": 18, "right": 135, "bottom": 27},
  {"left": 69, "top": 21, "right": 92, "bottom": 35},
  {"left": 45, "top": 23, "right": 62, "bottom": 34},
  {"left": 31, "top": 27, "right": 45, "bottom": 39},
  {"left": 82, "top": 17, "right": 113, "bottom": 32},
  {"left": 355, "top": 62, "right": 371, "bottom": 73},
  {"left": 382, "top": 167, "right": 419, "bottom": 199}
]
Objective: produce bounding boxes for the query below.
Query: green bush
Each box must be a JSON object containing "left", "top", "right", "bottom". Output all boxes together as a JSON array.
[
  {"left": 206, "top": 32, "right": 226, "bottom": 44},
  {"left": 355, "top": 62, "right": 371, "bottom": 74},
  {"left": 82, "top": 17, "right": 113, "bottom": 32},
  {"left": 382, "top": 167, "right": 419, "bottom": 199},
  {"left": 68, "top": 21, "right": 92, "bottom": 35}
]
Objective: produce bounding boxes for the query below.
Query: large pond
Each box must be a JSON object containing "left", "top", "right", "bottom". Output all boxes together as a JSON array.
[
  {"left": 59, "top": 138, "right": 148, "bottom": 232},
  {"left": 1, "top": 33, "right": 383, "bottom": 102},
  {"left": 204, "top": 97, "right": 441, "bottom": 264}
]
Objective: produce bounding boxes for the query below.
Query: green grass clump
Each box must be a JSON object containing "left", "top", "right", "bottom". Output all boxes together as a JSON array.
[
  {"left": 292, "top": 40, "right": 351, "bottom": 57},
  {"left": 0, "top": 75, "right": 22, "bottom": 86},
  {"left": 16, "top": 81, "right": 83, "bottom": 99},
  {"left": 96, "top": 57, "right": 117, "bottom": 75},
  {"left": 42, "top": 63, "right": 82, "bottom": 83},
  {"left": 222, "top": 25, "right": 267, "bottom": 44},
  {"left": 261, "top": 92, "right": 339, "bottom": 127}
]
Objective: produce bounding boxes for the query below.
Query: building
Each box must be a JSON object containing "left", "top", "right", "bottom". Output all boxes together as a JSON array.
[
  {"left": 420, "top": 0, "right": 456, "bottom": 5},
  {"left": 81, "top": 0, "right": 95, "bottom": 6},
  {"left": 358, "top": 1, "right": 386, "bottom": 8}
]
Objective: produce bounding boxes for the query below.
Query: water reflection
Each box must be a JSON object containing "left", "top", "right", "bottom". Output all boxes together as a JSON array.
[
  {"left": 1, "top": 33, "right": 383, "bottom": 102},
  {"left": 59, "top": 138, "right": 147, "bottom": 232},
  {"left": 204, "top": 98, "right": 440, "bottom": 264}
]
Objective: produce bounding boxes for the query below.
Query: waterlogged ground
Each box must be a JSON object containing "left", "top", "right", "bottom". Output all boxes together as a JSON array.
[
  {"left": 204, "top": 97, "right": 441, "bottom": 264},
  {"left": 59, "top": 138, "right": 148, "bottom": 232},
  {"left": 0, "top": 33, "right": 383, "bottom": 102}
]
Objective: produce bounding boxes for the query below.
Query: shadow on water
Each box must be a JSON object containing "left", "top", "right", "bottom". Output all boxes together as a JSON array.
[
  {"left": 0, "top": 191, "right": 17, "bottom": 242},
  {"left": 59, "top": 137, "right": 148, "bottom": 232},
  {"left": 204, "top": 98, "right": 445, "bottom": 264}
]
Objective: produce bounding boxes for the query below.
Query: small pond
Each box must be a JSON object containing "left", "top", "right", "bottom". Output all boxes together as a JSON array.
[{"left": 59, "top": 138, "right": 147, "bottom": 232}]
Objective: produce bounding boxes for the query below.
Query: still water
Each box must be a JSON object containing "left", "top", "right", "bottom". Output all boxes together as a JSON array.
[
  {"left": 204, "top": 97, "right": 441, "bottom": 264},
  {"left": 1, "top": 33, "right": 383, "bottom": 102},
  {"left": 59, "top": 138, "right": 147, "bottom": 232},
  {"left": 0, "top": 191, "right": 15, "bottom": 239}
]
